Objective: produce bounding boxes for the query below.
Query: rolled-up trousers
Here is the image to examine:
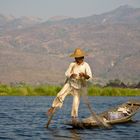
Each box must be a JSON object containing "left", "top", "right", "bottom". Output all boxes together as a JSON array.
[{"left": 52, "top": 82, "right": 81, "bottom": 117}]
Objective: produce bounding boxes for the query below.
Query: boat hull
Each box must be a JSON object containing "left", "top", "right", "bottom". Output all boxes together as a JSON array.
[{"left": 66, "top": 100, "right": 140, "bottom": 128}]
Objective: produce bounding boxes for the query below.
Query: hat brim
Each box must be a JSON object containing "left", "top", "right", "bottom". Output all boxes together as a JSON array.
[{"left": 69, "top": 53, "right": 86, "bottom": 58}]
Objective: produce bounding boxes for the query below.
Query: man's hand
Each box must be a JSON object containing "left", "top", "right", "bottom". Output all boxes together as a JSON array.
[
  {"left": 79, "top": 72, "right": 85, "bottom": 77},
  {"left": 79, "top": 72, "right": 90, "bottom": 79},
  {"left": 70, "top": 73, "right": 77, "bottom": 79}
]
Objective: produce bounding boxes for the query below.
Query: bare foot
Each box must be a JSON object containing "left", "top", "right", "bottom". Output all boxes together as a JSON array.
[
  {"left": 71, "top": 117, "right": 78, "bottom": 124},
  {"left": 47, "top": 107, "right": 55, "bottom": 116}
]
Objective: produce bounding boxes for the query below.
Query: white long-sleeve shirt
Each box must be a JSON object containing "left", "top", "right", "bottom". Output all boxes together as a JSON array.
[{"left": 65, "top": 61, "right": 93, "bottom": 89}]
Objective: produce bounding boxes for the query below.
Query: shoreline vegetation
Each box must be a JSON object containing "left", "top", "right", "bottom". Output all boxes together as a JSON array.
[{"left": 0, "top": 84, "right": 140, "bottom": 96}]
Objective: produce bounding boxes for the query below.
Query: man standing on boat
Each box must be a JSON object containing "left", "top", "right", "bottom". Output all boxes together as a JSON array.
[{"left": 47, "top": 48, "right": 93, "bottom": 120}]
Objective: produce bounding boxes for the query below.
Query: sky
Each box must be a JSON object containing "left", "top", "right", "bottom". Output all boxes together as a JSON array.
[{"left": 0, "top": 0, "right": 140, "bottom": 21}]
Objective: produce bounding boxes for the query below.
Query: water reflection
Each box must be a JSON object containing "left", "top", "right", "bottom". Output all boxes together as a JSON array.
[{"left": 69, "top": 129, "right": 81, "bottom": 140}]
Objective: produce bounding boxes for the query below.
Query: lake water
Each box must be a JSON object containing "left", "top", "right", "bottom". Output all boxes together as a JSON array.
[{"left": 0, "top": 96, "right": 140, "bottom": 140}]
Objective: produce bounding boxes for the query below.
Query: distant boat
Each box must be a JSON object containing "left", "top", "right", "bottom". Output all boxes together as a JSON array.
[{"left": 66, "top": 100, "right": 140, "bottom": 128}]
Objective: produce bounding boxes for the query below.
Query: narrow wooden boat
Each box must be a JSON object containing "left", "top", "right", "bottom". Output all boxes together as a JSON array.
[{"left": 66, "top": 100, "right": 140, "bottom": 128}]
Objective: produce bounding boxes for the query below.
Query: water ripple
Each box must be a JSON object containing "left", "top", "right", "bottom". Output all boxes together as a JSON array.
[{"left": 0, "top": 96, "right": 140, "bottom": 140}]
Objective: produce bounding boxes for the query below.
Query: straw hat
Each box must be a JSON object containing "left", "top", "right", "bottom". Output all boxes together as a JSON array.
[{"left": 70, "top": 48, "right": 86, "bottom": 58}]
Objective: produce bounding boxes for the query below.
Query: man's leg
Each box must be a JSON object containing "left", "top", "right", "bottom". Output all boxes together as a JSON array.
[
  {"left": 71, "top": 89, "right": 80, "bottom": 118},
  {"left": 47, "top": 83, "right": 71, "bottom": 115}
]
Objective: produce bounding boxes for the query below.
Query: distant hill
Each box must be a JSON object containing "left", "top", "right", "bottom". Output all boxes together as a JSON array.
[
  {"left": 48, "top": 16, "right": 72, "bottom": 21},
  {"left": 0, "top": 14, "right": 41, "bottom": 33},
  {"left": 0, "top": 5, "right": 140, "bottom": 85}
]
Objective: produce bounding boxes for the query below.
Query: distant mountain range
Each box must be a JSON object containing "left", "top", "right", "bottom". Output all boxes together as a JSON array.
[
  {"left": 0, "top": 14, "right": 41, "bottom": 33},
  {"left": 0, "top": 5, "right": 140, "bottom": 85}
]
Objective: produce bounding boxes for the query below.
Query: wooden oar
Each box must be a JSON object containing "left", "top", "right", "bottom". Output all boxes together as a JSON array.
[{"left": 45, "top": 108, "right": 56, "bottom": 128}]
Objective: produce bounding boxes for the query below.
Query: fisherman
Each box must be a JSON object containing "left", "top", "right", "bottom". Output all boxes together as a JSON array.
[{"left": 47, "top": 48, "right": 93, "bottom": 120}]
